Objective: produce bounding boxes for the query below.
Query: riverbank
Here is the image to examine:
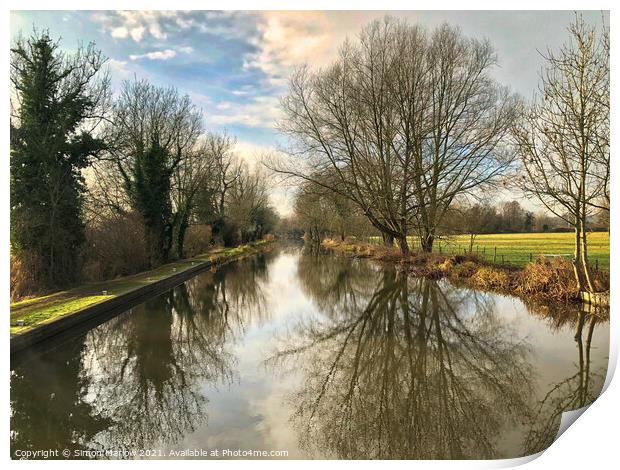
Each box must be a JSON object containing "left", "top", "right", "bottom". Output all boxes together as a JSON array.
[
  {"left": 322, "top": 238, "right": 609, "bottom": 305},
  {"left": 10, "top": 240, "right": 272, "bottom": 346}
]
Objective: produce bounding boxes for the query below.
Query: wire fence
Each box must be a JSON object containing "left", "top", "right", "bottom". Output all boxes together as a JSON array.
[{"left": 364, "top": 236, "right": 607, "bottom": 272}]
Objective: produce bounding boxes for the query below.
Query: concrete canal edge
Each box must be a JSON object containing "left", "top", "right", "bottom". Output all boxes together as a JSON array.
[{"left": 10, "top": 242, "right": 271, "bottom": 354}]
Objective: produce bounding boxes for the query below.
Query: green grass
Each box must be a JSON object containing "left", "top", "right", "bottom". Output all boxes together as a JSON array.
[
  {"left": 366, "top": 232, "right": 609, "bottom": 270},
  {"left": 433, "top": 232, "right": 609, "bottom": 269},
  {"left": 10, "top": 240, "right": 269, "bottom": 335}
]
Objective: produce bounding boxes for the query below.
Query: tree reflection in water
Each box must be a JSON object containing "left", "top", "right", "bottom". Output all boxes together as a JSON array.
[
  {"left": 523, "top": 308, "right": 609, "bottom": 455},
  {"left": 270, "top": 250, "right": 609, "bottom": 459},
  {"left": 10, "top": 338, "right": 113, "bottom": 454},
  {"left": 10, "top": 247, "right": 609, "bottom": 459},
  {"left": 270, "top": 253, "right": 534, "bottom": 459},
  {"left": 10, "top": 253, "right": 272, "bottom": 455}
]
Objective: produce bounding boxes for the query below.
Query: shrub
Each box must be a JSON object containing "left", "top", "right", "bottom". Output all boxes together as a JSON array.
[
  {"left": 183, "top": 224, "right": 212, "bottom": 257},
  {"left": 449, "top": 260, "right": 478, "bottom": 280},
  {"left": 10, "top": 252, "right": 46, "bottom": 301},
  {"left": 81, "top": 212, "right": 150, "bottom": 282},
  {"left": 515, "top": 256, "right": 579, "bottom": 302},
  {"left": 470, "top": 266, "right": 511, "bottom": 290}
]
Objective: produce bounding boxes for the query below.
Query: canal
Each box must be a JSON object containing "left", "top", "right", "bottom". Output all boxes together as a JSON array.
[{"left": 10, "top": 244, "right": 609, "bottom": 459}]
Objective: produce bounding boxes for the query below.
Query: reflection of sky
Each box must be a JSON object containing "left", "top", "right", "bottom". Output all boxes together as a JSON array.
[
  {"left": 11, "top": 248, "right": 609, "bottom": 459},
  {"left": 160, "top": 251, "right": 608, "bottom": 459},
  {"left": 171, "top": 252, "right": 314, "bottom": 457}
]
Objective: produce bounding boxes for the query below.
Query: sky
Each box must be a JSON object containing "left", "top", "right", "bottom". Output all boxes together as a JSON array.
[{"left": 10, "top": 10, "right": 609, "bottom": 215}]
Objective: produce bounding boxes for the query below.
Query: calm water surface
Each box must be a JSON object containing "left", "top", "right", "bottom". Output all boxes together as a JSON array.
[{"left": 10, "top": 244, "right": 610, "bottom": 459}]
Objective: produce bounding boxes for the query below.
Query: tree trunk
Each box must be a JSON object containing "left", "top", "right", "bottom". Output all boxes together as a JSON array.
[
  {"left": 382, "top": 233, "right": 394, "bottom": 248},
  {"left": 397, "top": 235, "right": 410, "bottom": 255},
  {"left": 579, "top": 214, "right": 595, "bottom": 292},
  {"left": 176, "top": 218, "right": 189, "bottom": 260},
  {"left": 145, "top": 223, "right": 164, "bottom": 267},
  {"left": 572, "top": 222, "right": 587, "bottom": 292},
  {"left": 421, "top": 231, "right": 435, "bottom": 253}
]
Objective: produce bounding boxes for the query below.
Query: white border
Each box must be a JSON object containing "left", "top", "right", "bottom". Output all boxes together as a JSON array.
[{"left": 2, "top": 2, "right": 617, "bottom": 469}]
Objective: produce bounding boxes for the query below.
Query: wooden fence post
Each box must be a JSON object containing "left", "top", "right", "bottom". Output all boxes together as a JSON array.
[{"left": 493, "top": 247, "right": 497, "bottom": 263}]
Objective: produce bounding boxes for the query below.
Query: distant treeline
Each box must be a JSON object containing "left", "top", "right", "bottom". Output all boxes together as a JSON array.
[{"left": 443, "top": 200, "right": 609, "bottom": 236}]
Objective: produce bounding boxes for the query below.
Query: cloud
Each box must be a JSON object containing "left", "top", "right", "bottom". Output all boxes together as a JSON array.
[
  {"left": 130, "top": 26, "right": 145, "bottom": 42},
  {"left": 128, "top": 46, "right": 193, "bottom": 62},
  {"left": 206, "top": 95, "right": 282, "bottom": 129},
  {"left": 92, "top": 11, "right": 177, "bottom": 42},
  {"left": 234, "top": 140, "right": 274, "bottom": 167},
  {"left": 111, "top": 26, "right": 128, "bottom": 39},
  {"left": 243, "top": 11, "right": 386, "bottom": 89},
  {"left": 129, "top": 49, "right": 177, "bottom": 61}
]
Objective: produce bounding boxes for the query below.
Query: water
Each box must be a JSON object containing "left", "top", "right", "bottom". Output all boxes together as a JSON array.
[{"left": 10, "top": 244, "right": 609, "bottom": 460}]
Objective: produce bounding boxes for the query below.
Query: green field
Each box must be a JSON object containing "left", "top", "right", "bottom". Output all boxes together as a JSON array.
[
  {"left": 367, "top": 232, "right": 609, "bottom": 269},
  {"left": 433, "top": 232, "right": 609, "bottom": 269}
]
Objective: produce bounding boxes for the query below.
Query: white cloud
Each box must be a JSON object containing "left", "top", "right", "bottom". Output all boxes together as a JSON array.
[
  {"left": 108, "top": 58, "right": 127, "bottom": 68},
  {"left": 129, "top": 49, "right": 177, "bottom": 61},
  {"left": 128, "top": 45, "right": 194, "bottom": 62},
  {"left": 130, "top": 26, "right": 145, "bottom": 42},
  {"left": 206, "top": 95, "right": 282, "bottom": 129},
  {"left": 234, "top": 140, "right": 274, "bottom": 167},
  {"left": 243, "top": 11, "right": 387, "bottom": 89},
  {"left": 92, "top": 11, "right": 178, "bottom": 43},
  {"left": 111, "top": 26, "right": 129, "bottom": 39}
]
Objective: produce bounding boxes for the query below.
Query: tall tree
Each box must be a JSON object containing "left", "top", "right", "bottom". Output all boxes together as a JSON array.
[
  {"left": 226, "top": 164, "right": 273, "bottom": 245},
  {"left": 171, "top": 138, "right": 216, "bottom": 259},
  {"left": 108, "top": 80, "right": 202, "bottom": 265},
  {"left": 193, "top": 132, "right": 241, "bottom": 243},
  {"left": 512, "top": 15, "right": 609, "bottom": 292},
  {"left": 10, "top": 30, "right": 110, "bottom": 289},
  {"left": 276, "top": 18, "right": 517, "bottom": 254},
  {"left": 411, "top": 24, "right": 518, "bottom": 252},
  {"left": 276, "top": 19, "right": 426, "bottom": 254}
]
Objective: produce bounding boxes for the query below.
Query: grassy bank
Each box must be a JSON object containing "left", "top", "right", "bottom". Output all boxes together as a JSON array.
[
  {"left": 435, "top": 232, "right": 609, "bottom": 269},
  {"left": 10, "top": 240, "right": 271, "bottom": 336},
  {"left": 368, "top": 232, "right": 609, "bottom": 269},
  {"left": 323, "top": 238, "right": 609, "bottom": 304}
]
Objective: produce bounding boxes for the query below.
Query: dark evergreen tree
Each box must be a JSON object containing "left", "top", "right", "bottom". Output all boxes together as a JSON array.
[{"left": 10, "top": 31, "right": 109, "bottom": 290}]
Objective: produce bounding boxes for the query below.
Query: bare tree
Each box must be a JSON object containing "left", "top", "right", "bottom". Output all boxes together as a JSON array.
[
  {"left": 192, "top": 132, "right": 242, "bottom": 243},
  {"left": 512, "top": 15, "right": 609, "bottom": 292},
  {"left": 226, "top": 163, "right": 273, "bottom": 244},
  {"left": 171, "top": 137, "right": 216, "bottom": 258},
  {"left": 276, "top": 18, "right": 517, "bottom": 254},
  {"left": 106, "top": 79, "right": 202, "bottom": 265},
  {"left": 411, "top": 24, "right": 519, "bottom": 252},
  {"left": 461, "top": 203, "right": 497, "bottom": 252},
  {"left": 276, "top": 18, "right": 427, "bottom": 254}
]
